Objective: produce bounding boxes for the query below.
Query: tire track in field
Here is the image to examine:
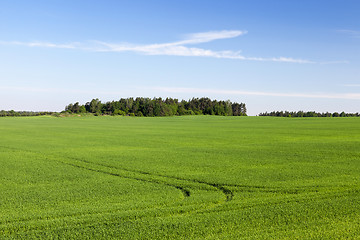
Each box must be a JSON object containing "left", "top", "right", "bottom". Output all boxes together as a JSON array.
[
  {"left": 1, "top": 144, "right": 225, "bottom": 229},
  {"left": 3, "top": 144, "right": 357, "bottom": 232},
  {"left": 1, "top": 145, "right": 232, "bottom": 206},
  {"left": 0, "top": 145, "right": 190, "bottom": 199},
  {"left": 61, "top": 160, "right": 191, "bottom": 198},
  {"left": 195, "top": 187, "right": 360, "bottom": 216},
  {"left": 46, "top": 154, "right": 235, "bottom": 219},
  {"left": 1, "top": 145, "right": 229, "bottom": 219},
  {"left": 9, "top": 145, "right": 331, "bottom": 219},
  {"left": 0, "top": 144, "right": 325, "bottom": 207},
  {"left": 1, "top": 145, "right": 197, "bottom": 227},
  {"left": 62, "top": 155, "right": 234, "bottom": 204}
]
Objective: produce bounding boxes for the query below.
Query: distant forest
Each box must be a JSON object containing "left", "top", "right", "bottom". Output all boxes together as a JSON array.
[
  {"left": 65, "top": 97, "right": 247, "bottom": 116},
  {"left": 259, "top": 111, "right": 360, "bottom": 117},
  {"left": 0, "top": 110, "right": 55, "bottom": 117},
  {"left": 2, "top": 101, "right": 359, "bottom": 118}
]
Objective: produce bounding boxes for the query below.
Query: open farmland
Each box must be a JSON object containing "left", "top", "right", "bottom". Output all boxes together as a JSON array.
[{"left": 1, "top": 116, "right": 360, "bottom": 239}]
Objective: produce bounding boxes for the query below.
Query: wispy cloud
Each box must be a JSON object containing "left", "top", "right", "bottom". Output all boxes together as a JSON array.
[
  {"left": 0, "top": 41, "right": 79, "bottom": 49},
  {"left": 0, "top": 85, "right": 125, "bottom": 95},
  {"left": 337, "top": 29, "right": 360, "bottom": 38},
  {"left": 168, "top": 30, "right": 247, "bottom": 45},
  {"left": 94, "top": 30, "right": 314, "bottom": 63},
  {"left": 342, "top": 84, "right": 360, "bottom": 87},
  {"left": 2, "top": 85, "right": 359, "bottom": 100},
  {"left": 319, "top": 60, "right": 350, "bottom": 65},
  {"left": 0, "top": 30, "right": 320, "bottom": 63},
  {"left": 153, "top": 87, "right": 360, "bottom": 100}
]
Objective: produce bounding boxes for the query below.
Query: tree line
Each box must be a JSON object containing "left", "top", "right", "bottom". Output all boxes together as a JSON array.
[
  {"left": 0, "top": 110, "right": 55, "bottom": 117},
  {"left": 65, "top": 97, "right": 247, "bottom": 116},
  {"left": 259, "top": 111, "right": 360, "bottom": 117}
]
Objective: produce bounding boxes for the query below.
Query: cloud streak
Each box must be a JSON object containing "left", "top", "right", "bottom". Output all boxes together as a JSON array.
[
  {"left": 342, "top": 84, "right": 360, "bottom": 87},
  {"left": 0, "top": 85, "right": 127, "bottom": 95},
  {"left": 0, "top": 41, "right": 78, "bottom": 49},
  {"left": 2, "top": 85, "right": 359, "bottom": 101},
  {"left": 153, "top": 87, "right": 360, "bottom": 100},
  {"left": 337, "top": 29, "right": 360, "bottom": 38},
  {"left": 94, "top": 30, "right": 314, "bottom": 63},
  {"left": 0, "top": 30, "right": 318, "bottom": 63}
]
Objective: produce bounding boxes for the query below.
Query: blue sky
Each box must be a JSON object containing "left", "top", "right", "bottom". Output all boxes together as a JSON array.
[{"left": 0, "top": 0, "right": 359, "bottom": 115}]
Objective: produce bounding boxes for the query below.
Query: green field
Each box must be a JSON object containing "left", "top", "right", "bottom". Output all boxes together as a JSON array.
[{"left": 1, "top": 116, "right": 360, "bottom": 239}]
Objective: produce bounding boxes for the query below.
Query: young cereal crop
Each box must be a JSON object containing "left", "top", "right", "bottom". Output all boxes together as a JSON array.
[{"left": 1, "top": 116, "right": 360, "bottom": 239}]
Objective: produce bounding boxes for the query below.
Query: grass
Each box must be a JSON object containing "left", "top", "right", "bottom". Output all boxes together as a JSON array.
[{"left": 1, "top": 115, "right": 360, "bottom": 239}]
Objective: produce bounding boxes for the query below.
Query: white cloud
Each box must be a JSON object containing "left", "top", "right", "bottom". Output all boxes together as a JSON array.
[
  {"left": 94, "top": 30, "right": 314, "bottom": 63},
  {"left": 0, "top": 41, "right": 78, "bottom": 49},
  {"left": 176, "top": 30, "right": 247, "bottom": 45},
  {"left": 93, "top": 30, "right": 246, "bottom": 56},
  {"left": 153, "top": 86, "right": 360, "bottom": 100},
  {"left": 0, "top": 30, "right": 319, "bottom": 63}
]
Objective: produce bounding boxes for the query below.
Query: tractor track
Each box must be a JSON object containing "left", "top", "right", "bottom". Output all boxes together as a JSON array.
[
  {"left": 63, "top": 155, "right": 234, "bottom": 203},
  {"left": 0, "top": 145, "right": 234, "bottom": 227}
]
